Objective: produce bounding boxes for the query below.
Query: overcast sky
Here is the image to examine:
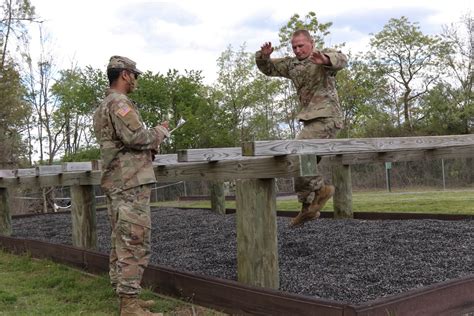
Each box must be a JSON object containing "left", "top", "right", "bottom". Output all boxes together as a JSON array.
[{"left": 27, "top": 0, "right": 472, "bottom": 84}]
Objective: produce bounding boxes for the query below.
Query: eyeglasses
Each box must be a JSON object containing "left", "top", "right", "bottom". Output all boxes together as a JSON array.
[{"left": 127, "top": 70, "right": 139, "bottom": 79}]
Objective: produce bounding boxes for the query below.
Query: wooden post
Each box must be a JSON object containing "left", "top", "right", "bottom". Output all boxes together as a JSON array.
[
  {"left": 70, "top": 185, "right": 97, "bottom": 249},
  {"left": 332, "top": 164, "right": 353, "bottom": 219},
  {"left": 236, "top": 178, "right": 279, "bottom": 289},
  {"left": 209, "top": 181, "right": 225, "bottom": 214},
  {"left": 0, "top": 187, "right": 11, "bottom": 236}
]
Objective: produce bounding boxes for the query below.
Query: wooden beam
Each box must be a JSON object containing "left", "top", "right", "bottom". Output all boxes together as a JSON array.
[
  {"left": 209, "top": 181, "right": 225, "bottom": 214},
  {"left": 155, "top": 155, "right": 318, "bottom": 182},
  {"left": 37, "top": 165, "right": 63, "bottom": 175},
  {"left": 236, "top": 178, "right": 279, "bottom": 289},
  {"left": 153, "top": 154, "right": 178, "bottom": 165},
  {"left": 323, "top": 146, "right": 474, "bottom": 165},
  {"left": 0, "top": 188, "right": 10, "bottom": 236},
  {"left": 242, "top": 135, "right": 474, "bottom": 156},
  {"left": 71, "top": 185, "right": 97, "bottom": 250},
  {"left": 0, "top": 155, "right": 317, "bottom": 188},
  {"left": 63, "top": 162, "right": 92, "bottom": 172},
  {"left": 14, "top": 168, "right": 36, "bottom": 177},
  {"left": 0, "top": 171, "right": 102, "bottom": 188},
  {"left": 332, "top": 164, "right": 353, "bottom": 218},
  {"left": 0, "top": 170, "right": 15, "bottom": 178},
  {"left": 178, "top": 147, "right": 242, "bottom": 162}
]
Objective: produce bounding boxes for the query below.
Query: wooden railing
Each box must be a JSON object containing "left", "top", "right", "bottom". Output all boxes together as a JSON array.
[{"left": 1, "top": 134, "right": 473, "bottom": 290}]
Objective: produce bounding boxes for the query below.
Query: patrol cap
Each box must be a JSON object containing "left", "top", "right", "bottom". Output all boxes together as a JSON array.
[{"left": 107, "top": 55, "right": 142, "bottom": 75}]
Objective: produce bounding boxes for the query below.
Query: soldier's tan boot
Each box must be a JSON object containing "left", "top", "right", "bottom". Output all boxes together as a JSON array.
[
  {"left": 120, "top": 297, "right": 163, "bottom": 316},
  {"left": 289, "top": 203, "right": 317, "bottom": 227},
  {"left": 137, "top": 299, "right": 155, "bottom": 309},
  {"left": 308, "top": 185, "right": 335, "bottom": 216}
]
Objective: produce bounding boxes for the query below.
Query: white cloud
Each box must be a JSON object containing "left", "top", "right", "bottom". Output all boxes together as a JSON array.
[{"left": 25, "top": 0, "right": 473, "bottom": 84}]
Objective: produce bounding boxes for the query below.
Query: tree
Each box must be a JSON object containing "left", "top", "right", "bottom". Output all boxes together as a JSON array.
[
  {"left": 439, "top": 13, "right": 474, "bottom": 134},
  {"left": 277, "top": 11, "right": 332, "bottom": 52},
  {"left": 51, "top": 66, "right": 106, "bottom": 156},
  {"left": 369, "top": 16, "right": 449, "bottom": 129},
  {"left": 214, "top": 44, "right": 263, "bottom": 145},
  {"left": 0, "top": 62, "right": 29, "bottom": 168},
  {"left": 1, "top": 0, "right": 37, "bottom": 69},
  {"left": 130, "top": 69, "right": 231, "bottom": 150},
  {"left": 23, "top": 25, "right": 65, "bottom": 165},
  {"left": 336, "top": 54, "right": 393, "bottom": 137}
]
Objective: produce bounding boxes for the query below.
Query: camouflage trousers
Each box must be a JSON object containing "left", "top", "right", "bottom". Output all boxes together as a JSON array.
[
  {"left": 295, "top": 117, "right": 342, "bottom": 204},
  {"left": 106, "top": 184, "right": 152, "bottom": 297}
]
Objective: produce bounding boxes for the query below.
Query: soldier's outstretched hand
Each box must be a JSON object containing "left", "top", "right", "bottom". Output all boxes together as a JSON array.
[
  {"left": 309, "top": 51, "right": 330, "bottom": 65},
  {"left": 260, "top": 42, "right": 274, "bottom": 58}
]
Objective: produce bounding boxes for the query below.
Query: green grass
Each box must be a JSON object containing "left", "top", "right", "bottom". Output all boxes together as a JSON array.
[
  {"left": 0, "top": 251, "right": 222, "bottom": 316},
  {"left": 151, "top": 188, "right": 474, "bottom": 215}
]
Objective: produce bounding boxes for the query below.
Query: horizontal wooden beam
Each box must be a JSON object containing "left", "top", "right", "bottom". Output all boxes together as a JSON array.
[
  {"left": 153, "top": 154, "right": 178, "bottom": 165},
  {"left": 242, "top": 134, "right": 474, "bottom": 156},
  {"left": 323, "top": 146, "right": 474, "bottom": 166},
  {"left": 155, "top": 154, "right": 317, "bottom": 182},
  {"left": 177, "top": 147, "right": 242, "bottom": 162},
  {"left": 0, "top": 171, "right": 102, "bottom": 188},
  {"left": 63, "top": 162, "right": 93, "bottom": 172},
  {"left": 0, "top": 155, "right": 318, "bottom": 187}
]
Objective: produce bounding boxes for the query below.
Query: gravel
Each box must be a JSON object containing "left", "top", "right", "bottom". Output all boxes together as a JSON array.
[{"left": 11, "top": 208, "right": 474, "bottom": 305}]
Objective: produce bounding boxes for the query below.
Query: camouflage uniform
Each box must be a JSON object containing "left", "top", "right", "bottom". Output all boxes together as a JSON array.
[
  {"left": 93, "top": 56, "right": 168, "bottom": 298},
  {"left": 255, "top": 48, "right": 347, "bottom": 204}
]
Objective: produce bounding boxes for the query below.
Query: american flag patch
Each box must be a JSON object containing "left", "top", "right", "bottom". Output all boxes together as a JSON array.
[{"left": 116, "top": 104, "right": 131, "bottom": 117}]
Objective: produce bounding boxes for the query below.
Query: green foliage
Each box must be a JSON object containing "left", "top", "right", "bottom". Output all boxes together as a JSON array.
[
  {"left": 1, "top": 0, "right": 37, "bottom": 69},
  {"left": 52, "top": 66, "right": 107, "bottom": 159},
  {"left": 130, "top": 69, "right": 232, "bottom": 151},
  {"left": 277, "top": 11, "right": 332, "bottom": 51},
  {"left": 0, "top": 63, "right": 30, "bottom": 167},
  {"left": 62, "top": 147, "right": 100, "bottom": 162},
  {"left": 0, "top": 250, "right": 221, "bottom": 315},
  {"left": 369, "top": 16, "right": 449, "bottom": 128},
  {"left": 438, "top": 13, "right": 474, "bottom": 134},
  {"left": 337, "top": 55, "right": 393, "bottom": 137}
]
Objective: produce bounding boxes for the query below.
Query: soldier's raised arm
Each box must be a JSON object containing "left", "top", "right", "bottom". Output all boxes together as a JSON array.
[{"left": 255, "top": 42, "right": 291, "bottom": 78}]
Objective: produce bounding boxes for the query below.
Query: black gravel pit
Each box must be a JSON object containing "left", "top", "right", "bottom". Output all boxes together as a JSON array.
[{"left": 11, "top": 208, "right": 473, "bottom": 305}]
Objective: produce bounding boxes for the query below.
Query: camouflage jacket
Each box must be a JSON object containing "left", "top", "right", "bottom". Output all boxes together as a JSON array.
[
  {"left": 93, "top": 89, "right": 166, "bottom": 193},
  {"left": 255, "top": 48, "right": 347, "bottom": 121}
]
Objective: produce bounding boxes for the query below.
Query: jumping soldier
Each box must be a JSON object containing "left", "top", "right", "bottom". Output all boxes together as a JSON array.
[{"left": 256, "top": 30, "right": 348, "bottom": 227}]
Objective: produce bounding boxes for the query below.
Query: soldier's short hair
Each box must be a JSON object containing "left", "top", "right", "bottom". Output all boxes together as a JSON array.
[
  {"left": 292, "top": 29, "right": 313, "bottom": 43},
  {"left": 107, "top": 68, "right": 123, "bottom": 86}
]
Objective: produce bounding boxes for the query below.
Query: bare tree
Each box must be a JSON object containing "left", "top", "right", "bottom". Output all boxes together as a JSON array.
[
  {"left": 441, "top": 13, "right": 474, "bottom": 133},
  {"left": 1, "top": 0, "right": 38, "bottom": 70}
]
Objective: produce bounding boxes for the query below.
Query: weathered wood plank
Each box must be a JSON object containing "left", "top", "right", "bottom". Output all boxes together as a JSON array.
[
  {"left": 0, "top": 170, "right": 15, "bottom": 178},
  {"left": 152, "top": 154, "right": 178, "bottom": 165},
  {"left": 209, "top": 181, "right": 225, "bottom": 214},
  {"left": 63, "top": 162, "right": 93, "bottom": 172},
  {"left": 14, "top": 168, "right": 37, "bottom": 177},
  {"left": 0, "top": 188, "right": 10, "bottom": 236},
  {"left": 178, "top": 147, "right": 242, "bottom": 162},
  {"left": 71, "top": 185, "right": 97, "bottom": 249},
  {"left": 323, "top": 146, "right": 474, "bottom": 165},
  {"left": 37, "top": 165, "right": 63, "bottom": 175},
  {"left": 236, "top": 178, "right": 279, "bottom": 289},
  {"left": 0, "top": 171, "right": 102, "bottom": 188},
  {"left": 332, "top": 164, "right": 353, "bottom": 218},
  {"left": 154, "top": 155, "right": 318, "bottom": 182},
  {"left": 242, "top": 134, "right": 474, "bottom": 156},
  {"left": 0, "top": 155, "right": 317, "bottom": 187}
]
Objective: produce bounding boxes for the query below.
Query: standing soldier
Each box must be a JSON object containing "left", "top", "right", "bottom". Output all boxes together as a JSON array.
[
  {"left": 93, "top": 55, "right": 168, "bottom": 316},
  {"left": 256, "top": 30, "right": 348, "bottom": 227}
]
